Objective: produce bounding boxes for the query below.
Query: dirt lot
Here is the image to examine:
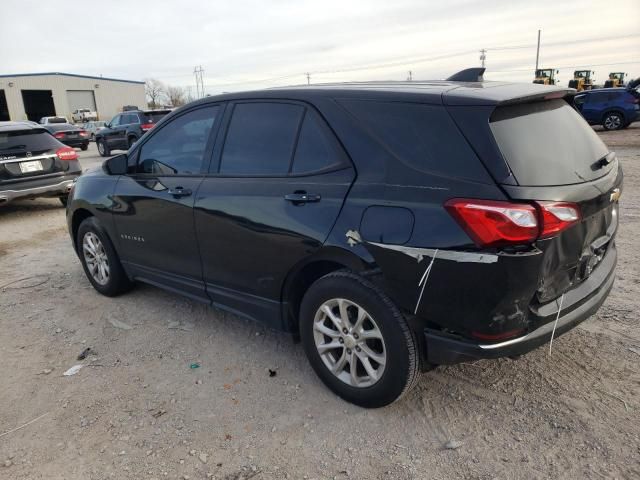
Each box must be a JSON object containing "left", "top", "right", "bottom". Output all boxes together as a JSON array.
[{"left": 1, "top": 130, "right": 639, "bottom": 480}]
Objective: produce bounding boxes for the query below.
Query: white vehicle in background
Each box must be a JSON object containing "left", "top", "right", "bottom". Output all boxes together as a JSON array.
[
  {"left": 39, "top": 116, "right": 68, "bottom": 125},
  {"left": 71, "top": 108, "right": 98, "bottom": 123}
]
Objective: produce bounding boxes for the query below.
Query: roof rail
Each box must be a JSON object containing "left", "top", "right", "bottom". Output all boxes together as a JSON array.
[{"left": 446, "top": 67, "right": 486, "bottom": 82}]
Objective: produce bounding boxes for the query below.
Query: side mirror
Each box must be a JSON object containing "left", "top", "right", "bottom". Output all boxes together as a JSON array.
[
  {"left": 105, "top": 123, "right": 111, "bottom": 128},
  {"left": 103, "top": 154, "right": 128, "bottom": 175}
]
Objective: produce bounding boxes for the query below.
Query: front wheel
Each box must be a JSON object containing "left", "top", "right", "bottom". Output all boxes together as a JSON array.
[
  {"left": 97, "top": 139, "right": 110, "bottom": 157},
  {"left": 77, "top": 217, "right": 133, "bottom": 296},
  {"left": 299, "top": 271, "right": 420, "bottom": 408},
  {"left": 80, "top": 143, "right": 88, "bottom": 151},
  {"left": 603, "top": 112, "right": 624, "bottom": 131}
]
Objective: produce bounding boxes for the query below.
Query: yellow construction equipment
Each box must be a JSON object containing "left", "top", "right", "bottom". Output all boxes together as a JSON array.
[
  {"left": 568, "top": 70, "right": 595, "bottom": 91},
  {"left": 604, "top": 72, "right": 626, "bottom": 88},
  {"left": 533, "top": 68, "right": 558, "bottom": 85}
]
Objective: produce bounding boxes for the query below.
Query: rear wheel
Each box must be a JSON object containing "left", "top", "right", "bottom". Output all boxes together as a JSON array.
[
  {"left": 299, "top": 271, "right": 420, "bottom": 408},
  {"left": 127, "top": 136, "right": 138, "bottom": 149},
  {"left": 603, "top": 112, "right": 624, "bottom": 131},
  {"left": 77, "top": 217, "right": 133, "bottom": 296},
  {"left": 80, "top": 143, "right": 88, "bottom": 151},
  {"left": 97, "top": 139, "right": 110, "bottom": 157}
]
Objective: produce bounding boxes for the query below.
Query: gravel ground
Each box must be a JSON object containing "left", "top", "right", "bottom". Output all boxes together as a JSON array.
[{"left": 1, "top": 129, "right": 639, "bottom": 480}]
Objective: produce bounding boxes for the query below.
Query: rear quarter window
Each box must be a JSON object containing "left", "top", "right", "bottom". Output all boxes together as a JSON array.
[
  {"left": 338, "top": 100, "right": 488, "bottom": 181},
  {"left": 490, "top": 99, "right": 610, "bottom": 186}
]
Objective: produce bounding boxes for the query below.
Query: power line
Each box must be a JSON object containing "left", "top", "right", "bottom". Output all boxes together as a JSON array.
[{"left": 491, "top": 60, "right": 640, "bottom": 74}]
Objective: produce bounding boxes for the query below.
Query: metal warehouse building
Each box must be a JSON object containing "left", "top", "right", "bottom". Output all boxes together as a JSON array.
[{"left": 0, "top": 72, "right": 146, "bottom": 123}]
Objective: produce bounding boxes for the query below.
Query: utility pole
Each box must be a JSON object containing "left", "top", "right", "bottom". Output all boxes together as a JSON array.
[
  {"left": 535, "top": 29, "right": 541, "bottom": 71},
  {"left": 407, "top": 70, "right": 413, "bottom": 81},
  {"left": 193, "top": 66, "right": 204, "bottom": 98},
  {"left": 479, "top": 49, "right": 486, "bottom": 68},
  {"left": 305, "top": 72, "right": 311, "bottom": 85}
]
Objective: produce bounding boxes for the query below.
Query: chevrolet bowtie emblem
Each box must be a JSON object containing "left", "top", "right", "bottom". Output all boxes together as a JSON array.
[{"left": 610, "top": 188, "right": 621, "bottom": 203}]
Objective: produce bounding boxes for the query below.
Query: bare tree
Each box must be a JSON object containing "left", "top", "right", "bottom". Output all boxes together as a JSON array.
[
  {"left": 145, "top": 78, "right": 166, "bottom": 109},
  {"left": 166, "top": 85, "right": 186, "bottom": 107}
]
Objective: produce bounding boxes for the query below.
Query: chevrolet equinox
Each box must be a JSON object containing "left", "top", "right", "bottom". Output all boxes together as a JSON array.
[{"left": 67, "top": 73, "right": 621, "bottom": 407}]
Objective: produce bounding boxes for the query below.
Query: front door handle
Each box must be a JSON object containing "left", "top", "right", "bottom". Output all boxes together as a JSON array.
[
  {"left": 284, "top": 192, "right": 321, "bottom": 205},
  {"left": 168, "top": 187, "right": 192, "bottom": 198}
]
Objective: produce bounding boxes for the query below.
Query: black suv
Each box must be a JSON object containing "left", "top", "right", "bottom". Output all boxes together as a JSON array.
[
  {"left": 96, "top": 109, "right": 171, "bottom": 156},
  {"left": 1, "top": 122, "right": 82, "bottom": 206},
  {"left": 67, "top": 78, "right": 621, "bottom": 407}
]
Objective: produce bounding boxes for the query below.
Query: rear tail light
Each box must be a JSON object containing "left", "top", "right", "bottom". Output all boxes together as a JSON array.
[
  {"left": 79, "top": 130, "right": 89, "bottom": 137},
  {"left": 445, "top": 199, "right": 539, "bottom": 247},
  {"left": 445, "top": 199, "right": 580, "bottom": 248},
  {"left": 537, "top": 202, "right": 580, "bottom": 238},
  {"left": 56, "top": 147, "right": 78, "bottom": 161},
  {"left": 53, "top": 132, "right": 65, "bottom": 139},
  {"left": 141, "top": 123, "right": 154, "bottom": 131}
]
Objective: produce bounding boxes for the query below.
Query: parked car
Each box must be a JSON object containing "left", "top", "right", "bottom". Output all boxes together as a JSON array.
[
  {"left": 39, "top": 116, "right": 68, "bottom": 125},
  {"left": 81, "top": 121, "right": 107, "bottom": 141},
  {"left": 574, "top": 87, "right": 640, "bottom": 130},
  {"left": 67, "top": 78, "right": 621, "bottom": 407},
  {"left": 43, "top": 123, "right": 90, "bottom": 150},
  {"left": 0, "top": 122, "right": 81, "bottom": 206},
  {"left": 95, "top": 109, "right": 172, "bottom": 156},
  {"left": 71, "top": 108, "right": 98, "bottom": 123}
]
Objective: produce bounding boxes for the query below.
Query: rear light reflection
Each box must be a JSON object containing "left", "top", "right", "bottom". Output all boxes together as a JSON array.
[
  {"left": 56, "top": 147, "right": 78, "bottom": 161},
  {"left": 445, "top": 198, "right": 581, "bottom": 248},
  {"left": 471, "top": 329, "right": 525, "bottom": 341}
]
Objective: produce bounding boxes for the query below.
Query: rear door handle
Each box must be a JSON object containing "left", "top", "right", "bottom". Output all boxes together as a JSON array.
[
  {"left": 284, "top": 192, "right": 321, "bottom": 204},
  {"left": 168, "top": 187, "right": 192, "bottom": 198}
]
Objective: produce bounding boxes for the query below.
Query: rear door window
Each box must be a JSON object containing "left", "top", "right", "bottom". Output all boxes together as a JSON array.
[
  {"left": 490, "top": 99, "right": 610, "bottom": 186},
  {"left": 219, "top": 102, "right": 304, "bottom": 175},
  {"left": 137, "top": 106, "right": 219, "bottom": 175},
  {"left": 338, "top": 100, "right": 487, "bottom": 180}
]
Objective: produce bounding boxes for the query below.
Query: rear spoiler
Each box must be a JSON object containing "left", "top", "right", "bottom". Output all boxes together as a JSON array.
[
  {"left": 496, "top": 89, "right": 575, "bottom": 106},
  {"left": 447, "top": 68, "right": 486, "bottom": 82}
]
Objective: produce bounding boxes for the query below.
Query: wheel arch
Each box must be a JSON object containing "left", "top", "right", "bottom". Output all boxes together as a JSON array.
[
  {"left": 71, "top": 208, "right": 94, "bottom": 252},
  {"left": 280, "top": 246, "right": 371, "bottom": 332}
]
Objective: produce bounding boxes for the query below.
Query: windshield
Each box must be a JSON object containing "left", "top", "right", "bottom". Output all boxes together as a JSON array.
[{"left": 490, "top": 99, "right": 611, "bottom": 186}]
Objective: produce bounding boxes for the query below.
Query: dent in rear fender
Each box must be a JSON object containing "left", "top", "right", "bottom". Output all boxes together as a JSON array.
[{"left": 346, "top": 232, "right": 543, "bottom": 335}]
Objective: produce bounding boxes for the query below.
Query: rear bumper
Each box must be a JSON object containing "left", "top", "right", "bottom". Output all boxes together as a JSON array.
[
  {"left": 0, "top": 173, "right": 79, "bottom": 204},
  {"left": 425, "top": 242, "right": 616, "bottom": 365},
  {"left": 62, "top": 139, "right": 89, "bottom": 147}
]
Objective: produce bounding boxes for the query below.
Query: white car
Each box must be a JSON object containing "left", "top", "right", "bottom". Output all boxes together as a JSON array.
[
  {"left": 71, "top": 109, "right": 98, "bottom": 123},
  {"left": 39, "top": 116, "right": 68, "bottom": 125}
]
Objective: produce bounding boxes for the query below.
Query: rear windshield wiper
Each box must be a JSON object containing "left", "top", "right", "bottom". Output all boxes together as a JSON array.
[{"left": 591, "top": 152, "right": 616, "bottom": 171}]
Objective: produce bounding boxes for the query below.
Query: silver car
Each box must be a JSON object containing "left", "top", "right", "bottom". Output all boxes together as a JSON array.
[{"left": 81, "top": 121, "right": 107, "bottom": 141}]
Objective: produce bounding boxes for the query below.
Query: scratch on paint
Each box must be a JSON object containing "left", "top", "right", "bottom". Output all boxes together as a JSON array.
[
  {"left": 346, "top": 229, "right": 362, "bottom": 247},
  {"left": 414, "top": 249, "right": 438, "bottom": 314},
  {"left": 368, "top": 242, "right": 498, "bottom": 264}
]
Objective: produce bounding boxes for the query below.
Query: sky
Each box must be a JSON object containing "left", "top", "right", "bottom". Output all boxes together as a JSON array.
[{"left": 1, "top": 0, "right": 638, "bottom": 94}]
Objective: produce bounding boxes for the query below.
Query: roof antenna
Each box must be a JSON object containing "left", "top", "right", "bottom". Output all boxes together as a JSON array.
[{"left": 446, "top": 67, "right": 486, "bottom": 82}]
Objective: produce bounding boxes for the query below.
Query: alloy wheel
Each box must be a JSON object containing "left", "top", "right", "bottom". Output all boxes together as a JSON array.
[
  {"left": 604, "top": 114, "right": 622, "bottom": 130},
  {"left": 313, "top": 298, "right": 386, "bottom": 388},
  {"left": 82, "top": 232, "right": 110, "bottom": 285}
]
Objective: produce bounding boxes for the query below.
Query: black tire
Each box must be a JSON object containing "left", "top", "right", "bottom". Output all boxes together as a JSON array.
[
  {"left": 76, "top": 217, "right": 133, "bottom": 296},
  {"left": 602, "top": 111, "right": 624, "bottom": 131},
  {"left": 59, "top": 195, "right": 68, "bottom": 207},
  {"left": 97, "top": 139, "right": 110, "bottom": 157},
  {"left": 299, "top": 271, "right": 420, "bottom": 408},
  {"left": 127, "top": 136, "right": 138, "bottom": 149},
  {"left": 80, "top": 143, "right": 88, "bottom": 151},
  {"left": 90, "top": 133, "right": 95, "bottom": 141}
]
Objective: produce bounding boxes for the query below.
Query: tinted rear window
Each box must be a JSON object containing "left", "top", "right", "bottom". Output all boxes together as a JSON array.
[
  {"left": 49, "top": 117, "right": 67, "bottom": 123},
  {"left": 490, "top": 99, "right": 610, "bottom": 186},
  {"left": 143, "top": 111, "right": 171, "bottom": 124},
  {"left": 339, "top": 100, "right": 487, "bottom": 181},
  {"left": 0, "top": 129, "right": 60, "bottom": 153}
]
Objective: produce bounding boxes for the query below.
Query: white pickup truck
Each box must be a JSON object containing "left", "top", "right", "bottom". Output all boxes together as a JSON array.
[{"left": 71, "top": 108, "right": 98, "bottom": 122}]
